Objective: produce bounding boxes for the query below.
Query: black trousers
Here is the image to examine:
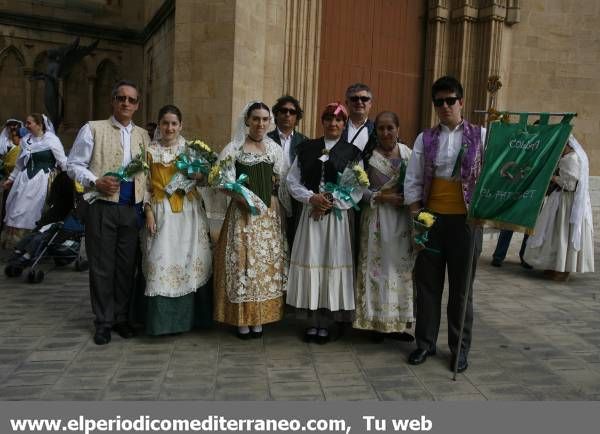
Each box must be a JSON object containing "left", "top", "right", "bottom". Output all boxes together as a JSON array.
[
  {"left": 414, "top": 214, "right": 482, "bottom": 356},
  {"left": 85, "top": 201, "right": 139, "bottom": 329}
]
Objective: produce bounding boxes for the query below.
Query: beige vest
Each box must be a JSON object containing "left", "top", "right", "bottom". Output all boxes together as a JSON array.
[{"left": 87, "top": 119, "right": 150, "bottom": 203}]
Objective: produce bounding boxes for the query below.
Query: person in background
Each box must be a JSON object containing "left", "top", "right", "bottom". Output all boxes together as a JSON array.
[{"left": 2, "top": 114, "right": 67, "bottom": 248}]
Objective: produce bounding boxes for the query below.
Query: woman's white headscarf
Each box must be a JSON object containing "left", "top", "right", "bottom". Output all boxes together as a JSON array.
[
  {"left": 568, "top": 134, "right": 593, "bottom": 251},
  {"left": 0, "top": 119, "right": 23, "bottom": 154}
]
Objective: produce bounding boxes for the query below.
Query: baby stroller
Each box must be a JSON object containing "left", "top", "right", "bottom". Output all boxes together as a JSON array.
[{"left": 4, "top": 172, "right": 88, "bottom": 283}]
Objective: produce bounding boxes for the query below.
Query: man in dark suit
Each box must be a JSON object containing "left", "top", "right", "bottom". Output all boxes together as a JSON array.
[
  {"left": 341, "top": 83, "right": 375, "bottom": 157},
  {"left": 268, "top": 95, "right": 308, "bottom": 248}
]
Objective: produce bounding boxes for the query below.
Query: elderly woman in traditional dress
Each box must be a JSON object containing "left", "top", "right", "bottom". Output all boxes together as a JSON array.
[
  {"left": 142, "top": 105, "right": 213, "bottom": 335},
  {"left": 213, "top": 101, "right": 289, "bottom": 339},
  {"left": 286, "top": 102, "right": 363, "bottom": 344},
  {"left": 523, "top": 135, "right": 595, "bottom": 280},
  {"left": 1, "top": 114, "right": 66, "bottom": 247},
  {"left": 353, "top": 111, "right": 415, "bottom": 341}
]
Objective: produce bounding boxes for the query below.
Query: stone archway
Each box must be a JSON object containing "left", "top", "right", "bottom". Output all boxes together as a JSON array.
[
  {"left": 0, "top": 46, "right": 27, "bottom": 121},
  {"left": 94, "top": 58, "right": 119, "bottom": 120}
]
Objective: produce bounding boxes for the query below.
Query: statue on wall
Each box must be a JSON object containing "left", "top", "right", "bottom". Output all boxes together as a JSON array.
[{"left": 31, "top": 37, "right": 99, "bottom": 130}]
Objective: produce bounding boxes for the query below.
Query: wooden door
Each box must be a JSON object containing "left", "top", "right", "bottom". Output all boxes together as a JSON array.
[{"left": 316, "top": 0, "right": 426, "bottom": 145}]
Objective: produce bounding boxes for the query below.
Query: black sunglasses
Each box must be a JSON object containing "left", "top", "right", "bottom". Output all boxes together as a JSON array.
[
  {"left": 349, "top": 96, "right": 371, "bottom": 103},
  {"left": 278, "top": 108, "right": 297, "bottom": 116},
  {"left": 433, "top": 97, "right": 460, "bottom": 107},
  {"left": 114, "top": 95, "right": 139, "bottom": 104}
]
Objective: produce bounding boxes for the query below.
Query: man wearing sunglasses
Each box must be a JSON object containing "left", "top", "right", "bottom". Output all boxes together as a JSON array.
[
  {"left": 268, "top": 95, "right": 308, "bottom": 171},
  {"left": 67, "top": 80, "right": 150, "bottom": 345},
  {"left": 342, "top": 83, "right": 375, "bottom": 153},
  {"left": 268, "top": 95, "right": 309, "bottom": 248},
  {"left": 404, "top": 76, "right": 486, "bottom": 373}
]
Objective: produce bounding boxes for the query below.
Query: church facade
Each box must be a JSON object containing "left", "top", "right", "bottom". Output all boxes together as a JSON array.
[{"left": 1, "top": 0, "right": 598, "bottom": 225}]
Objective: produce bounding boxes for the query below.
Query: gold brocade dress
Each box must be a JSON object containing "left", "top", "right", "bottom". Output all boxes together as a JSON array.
[{"left": 213, "top": 146, "right": 288, "bottom": 327}]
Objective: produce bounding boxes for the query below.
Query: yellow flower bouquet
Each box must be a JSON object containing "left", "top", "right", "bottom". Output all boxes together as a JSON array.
[{"left": 413, "top": 210, "right": 439, "bottom": 253}]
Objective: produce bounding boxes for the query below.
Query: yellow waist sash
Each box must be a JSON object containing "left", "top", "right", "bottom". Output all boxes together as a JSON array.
[
  {"left": 150, "top": 162, "right": 199, "bottom": 213},
  {"left": 426, "top": 178, "right": 466, "bottom": 215}
]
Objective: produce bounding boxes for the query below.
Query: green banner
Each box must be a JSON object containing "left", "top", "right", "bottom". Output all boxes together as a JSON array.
[{"left": 469, "top": 113, "right": 574, "bottom": 233}]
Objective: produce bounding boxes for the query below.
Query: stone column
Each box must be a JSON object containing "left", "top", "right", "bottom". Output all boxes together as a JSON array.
[
  {"left": 87, "top": 74, "right": 96, "bottom": 120},
  {"left": 422, "top": 0, "right": 450, "bottom": 127},
  {"left": 23, "top": 67, "right": 33, "bottom": 114},
  {"left": 282, "top": 0, "right": 322, "bottom": 138}
]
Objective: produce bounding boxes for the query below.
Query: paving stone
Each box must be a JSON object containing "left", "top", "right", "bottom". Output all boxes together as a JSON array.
[
  {"left": 26, "top": 350, "right": 79, "bottom": 362},
  {"left": 114, "top": 368, "right": 165, "bottom": 382},
  {"left": 53, "top": 376, "right": 110, "bottom": 390},
  {"left": 322, "top": 385, "right": 378, "bottom": 401},
  {"left": 269, "top": 381, "right": 323, "bottom": 399},
  {"left": 318, "top": 372, "right": 368, "bottom": 387},
  {"left": 0, "top": 385, "right": 47, "bottom": 400},
  {"left": 43, "top": 389, "right": 103, "bottom": 400},
  {"left": 14, "top": 361, "right": 69, "bottom": 374},
  {"left": 377, "top": 388, "right": 434, "bottom": 401},
  {"left": 268, "top": 368, "right": 317, "bottom": 383},
  {"left": 2, "top": 372, "right": 61, "bottom": 387},
  {"left": 160, "top": 384, "right": 215, "bottom": 400},
  {"left": 477, "top": 383, "right": 537, "bottom": 400}
]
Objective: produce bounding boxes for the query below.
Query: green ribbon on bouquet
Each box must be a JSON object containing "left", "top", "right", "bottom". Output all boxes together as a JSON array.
[
  {"left": 323, "top": 174, "right": 359, "bottom": 220},
  {"left": 104, "top": 167, "right": 129, "bottom": 182},
  {"left": 175, "top": 154, "right": 210, "bottom": 176},
  {"left": 222, "top": 173, "right": 261, "bottom": 216}
]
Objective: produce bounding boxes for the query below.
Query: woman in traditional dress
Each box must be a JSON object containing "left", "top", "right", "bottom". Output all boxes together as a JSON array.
[
  {"left": 353, "top": 111, "right": 415, "bottom": 341},
  {"left": 523, "top": 135, "right": 595, "bottom": 280},
  {"left": 1, "top": 113, "right": 66, "bottom": 247},
  {"left": 213, "top": 101, "right": 289, "bottom": 339},
  {"left": 142, "top": 105, "right": 213, "bottom": 335},
  {"left": 0, "top": 118, "right": 23, "bottom": 245},
  {"left": 286, "top": 102, "right": 363, "bottom": 344}
]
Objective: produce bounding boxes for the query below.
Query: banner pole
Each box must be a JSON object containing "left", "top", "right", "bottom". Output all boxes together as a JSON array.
[
  {"left": 453, "top": 224, "right": 477, "bottom": 381},
  {"left": 453, "top": 76, "right": 503, "bottom": 380}
]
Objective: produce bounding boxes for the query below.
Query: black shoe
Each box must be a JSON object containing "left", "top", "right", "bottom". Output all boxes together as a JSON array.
[
  {"left": 450, "top": 352, "right": 469, "bottom": 373},
  {"left": 250, "top": 331, "right": 263, "bottom": 339},
  {"left": 316, "top": 328, "right": 330, "bottom": 345},
  {"left": 491, "top": 258, "right": 502, "bottom": 267},
  {"left": 112, "top": 323, "right": 135, "bottom": 339},
  {"left": 236, "top": 331, "right": 251, "bottom": 340},
  {"left": 93, "top": 328, "right": 111, "bottom": 345},
  {"left": 520, "top": 259, "right": 533, "bottom": 269},
  {"left": 303, "top": 328, "right": 317, "bottom": 343},
  {"left": 408, "top": 348, "right": 436, "bottom": 365}
]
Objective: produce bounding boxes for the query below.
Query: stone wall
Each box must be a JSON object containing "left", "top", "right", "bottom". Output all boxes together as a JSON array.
[
  {"left": 503, "top": 0, "right": 600, "bottom": 176},
  {"left": 171, "top": 0, "right": 236, "bottom": 149},
  {"left": 231, "top": 0, "right": 286, "bottom": 136},
  {"left": 143, "top": 12, "right": 175, "bottom": 124}
]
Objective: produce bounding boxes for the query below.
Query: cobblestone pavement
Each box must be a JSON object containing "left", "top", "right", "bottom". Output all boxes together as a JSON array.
[{"left": 0, "top": 234, "right": 598, "bottom": 401}]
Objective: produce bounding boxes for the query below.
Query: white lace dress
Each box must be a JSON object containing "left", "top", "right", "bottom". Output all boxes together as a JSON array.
[{"left": 213, "top": 140, "right": 288, "bottom": 326}]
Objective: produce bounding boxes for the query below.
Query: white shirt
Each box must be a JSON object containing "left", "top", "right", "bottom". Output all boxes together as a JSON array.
[
  {"left": 278, "top": 128, "right": 294, "bottom": 171},
  {"left": 67, "top": 116, "right": 134, "bottom": 187},
  {"left": 8, "top": 132, "right": 67, "bottom": 181},
  {"left": 404, "top": 122, "right": 486, "bottom": 205},
  {"left": 286, "top": 138, "right": 363, "bottom": 209},
  {"left": 347, "top": 119, "right": 370, "bottom": 151}
]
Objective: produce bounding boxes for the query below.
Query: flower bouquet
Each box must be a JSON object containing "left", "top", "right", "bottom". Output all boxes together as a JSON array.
[
  {"left": 322, "top": 163, "right": 369, "bottom": 219},
  {"left": 84, "top": 144, "right": 149, "bottom": 203},
  {"left": 413, "top": 210, "right": 439, "bottom": 253},
  {"left": 208, "top": 156, "right": 266, "bottom": 216},
  {"left": 165, "top": 139, "right": 219, "bottom": 196}
]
